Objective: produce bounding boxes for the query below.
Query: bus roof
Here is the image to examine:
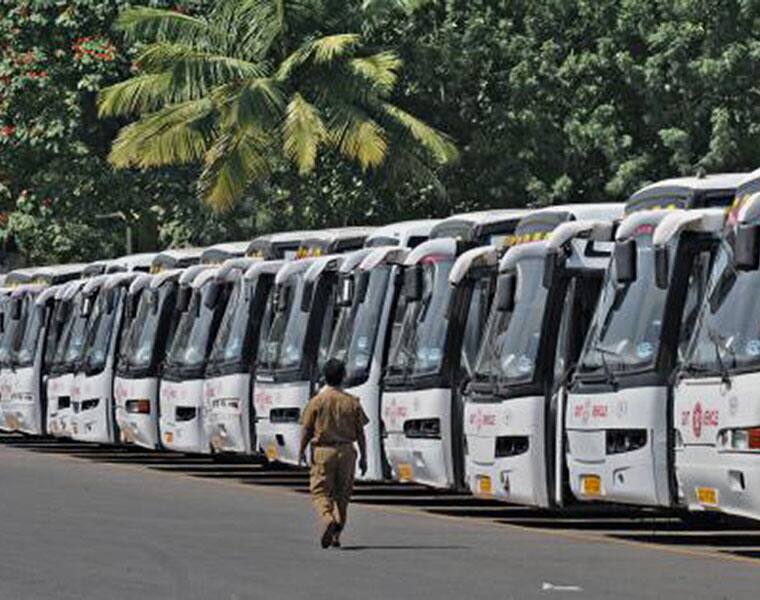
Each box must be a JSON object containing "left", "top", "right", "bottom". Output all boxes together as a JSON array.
[
  {"left": 298, "top": 227, "right": 375, "bottom": 256},
  {"left": 151, "top": 248, "right": 203, "bottom": 273},
  {"left": 625, "top": 173, "right": 745, "bottom": 214},
  {"left": 200, "top": 241, "right": 251, "bottom": 265},
  {"left": 364, "top": 220, "right": 439, "bottom": 248},
  {"left": 246, "top": 230, "right": 315, "bottom": 260},
  {"left": 429, "top": 209, "right": 529, "bottom": 244}
]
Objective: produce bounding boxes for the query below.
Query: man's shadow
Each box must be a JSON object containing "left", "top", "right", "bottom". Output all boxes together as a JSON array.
[{"left": 339, "top": 545, "right": 468, "bottom": 551}]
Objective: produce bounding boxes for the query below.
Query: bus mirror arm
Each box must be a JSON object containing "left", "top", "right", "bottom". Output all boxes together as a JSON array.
[{"left": 654, "top": 245, "right": 669, "bottom": 289}]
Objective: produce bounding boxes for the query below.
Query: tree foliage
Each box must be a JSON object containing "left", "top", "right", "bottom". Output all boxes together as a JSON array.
[
  {"left": 99, "top": 0, "right": 458, "bottom": 211},
  {"left": 3, "top": 0, "right": 760, "bottom": 266}
]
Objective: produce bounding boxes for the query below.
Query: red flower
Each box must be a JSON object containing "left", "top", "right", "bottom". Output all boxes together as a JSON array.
[{"left": 1, "top": 125, "right": 16, "bottom": 137}]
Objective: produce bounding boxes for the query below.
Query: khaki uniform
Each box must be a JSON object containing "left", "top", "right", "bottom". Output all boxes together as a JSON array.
[{"left": 301, "top": 386, "right": 369, "bottom": 529}]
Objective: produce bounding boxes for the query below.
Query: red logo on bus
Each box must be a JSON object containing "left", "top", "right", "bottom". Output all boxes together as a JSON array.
[{"left": 692, "top": 402, "right": 703, "bottom": 438}]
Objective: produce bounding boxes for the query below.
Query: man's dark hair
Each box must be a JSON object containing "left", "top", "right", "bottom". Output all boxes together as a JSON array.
[{"left": 323, "top": 358, "right": 346, "bottom": 387}]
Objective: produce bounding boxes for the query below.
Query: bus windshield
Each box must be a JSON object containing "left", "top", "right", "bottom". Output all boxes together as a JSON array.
[
  {"left": 474, "top": 257, "right": 547, "bottom": 386},
  {"left": 53, "top": 296, "right": 90, "bottom": 373},
  {"left": 83, "top": 289, "right": 122, "bottom": 374},
  {"left": 164, "top": 285, "right": 218, "bottom": 373},
  {"left": 579, "top": 237, "right": 668, "bottom": 374},
  {"left": 0, "top": 299, "right": 23, "bottom": 368},
  {"left": 13, "top": 296, "right": 44, "bottom": 368},
  {"left": 118, "top": 285, "right": 173, "bottom": 373},
  {"left": 258, "top": 274, "right": 308, "bottom": 373},
  {"left": 328, "top": 266, "right": 391, "bottom": 387},
  {"left": 685, "top": 245, "right": 760, "bottom": 373},
  {"left": 387, "top": 257, "right": 454, "bottom": 380},
  {"left": 208, "top": 280, "right": 250, "bottom": 368}
]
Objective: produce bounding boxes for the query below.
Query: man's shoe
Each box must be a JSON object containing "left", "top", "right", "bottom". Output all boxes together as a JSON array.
[
  {"left": 331, "top": 525, "right": 342, "bottom": 548},
  {"left": 321, "top": 522, "right": 338, "bottom": 549}
]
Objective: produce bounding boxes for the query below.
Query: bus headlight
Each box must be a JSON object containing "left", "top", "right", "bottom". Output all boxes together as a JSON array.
[
  {"left": 605, "top": 429, "right": 647, "bottom": 455},
  {"left": 125, "top": 399, "right": 151, "bottom": 414},
  {"left": 720, "top": 427, "right": 760, "bottom": 451}
]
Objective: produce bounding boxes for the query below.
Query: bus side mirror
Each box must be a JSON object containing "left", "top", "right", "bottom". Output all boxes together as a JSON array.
[
  {"left": 495, "top": 273, "right": 516, "bottom": 313},
  {"left": 203, "top": 282, "right": 221, "bottom": 309},
  {"left": 355, "top": 271, "right": 370, "bottom": 304},
  {"left": 0, "top": 312, "right": 4, "bottom": 333},
  {"left": 126, "top": 294, "right": 139, "bottom": 319},
  {"left": 403, "top": 265, "right": 422, "bottom": 302},
  {"left": 654, "top": 246, "right": 669, "bottom": 289},
  {"left": 80, "top": 296, "right": 93, "bottom": 318},
  {"left": 176, "top": 286, "right": 191, "bottom": 312},
  {"left": 337, "top": 275, "right": 354, "bottom": 307},
  {"left": 106, "top": 289, "right": 117, "bottom": 314},
  {"left": 301, "top": 281, "right": 315, "bottom": 312},
  {"left": 275, "top": 285, "right": 289, "bottom": 313},
  {"left": 614, "top": 239, "right": 637, "bottom": 284},
  {"left": 10, "top": 298, "right": 22, "bottom": 321},
  {"left": 734, "top": 224, "right": 760, "bottom": 271},
  {"left": 543, "top": 251, "right": 562, "bottom": 289}
]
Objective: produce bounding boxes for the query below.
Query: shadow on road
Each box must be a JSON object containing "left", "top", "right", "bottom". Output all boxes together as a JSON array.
[{"left": 339, "top": 545, "right": 468, "bottom": 551}]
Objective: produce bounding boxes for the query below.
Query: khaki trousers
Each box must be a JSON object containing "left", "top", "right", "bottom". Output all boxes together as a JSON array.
[{"left": 310, "top": 445, "right": 357, "bottom": 528}]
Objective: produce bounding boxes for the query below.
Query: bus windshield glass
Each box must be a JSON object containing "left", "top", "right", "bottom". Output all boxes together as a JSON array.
[
  {"left": 118, "top": 285, "right": 172, "bottom": 373},
  {"left": 83, "top": 289, "right": 122, "bottom": 373},
  {"left": 685, "top": 245, "right": 760, "bottom": 373},
  {"left": 387, "top": 256, "right": 454, "bottom": 380},
  {"left": 13, "top": 297, "right": 44, "bottom": 368},
  {"left": 54, "top": 297, "right": 90, "bottom": 372},
  {"left": 257, "top": 274, "right": 307, "bottom": 373},
  {"left": 164, "top": 285, "right": 217, "bottom": 372},
  {"left": 579, "top": 237, "right": 669, "bottom": 374},
  {"left": 208, "top": 280, "right": 250, "bottom": 367},
  {"left": 328, "top": 266, "right": 391, "bottom": 387},
  {"left": 474, "top": 257, "right": 547, "bottom": 386}
]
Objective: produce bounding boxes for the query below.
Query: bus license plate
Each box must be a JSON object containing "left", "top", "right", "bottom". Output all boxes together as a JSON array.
[
  {"left": 266, "top": 444, "right": 278, "bottom": 460},
  {"left": 581, "top": 475, "right": 601, "bottom": 497},
  {"left": 397, "top": 463, "right": 413, "bottom": 482},
  {"left": 696, "top": 487, "right": 718, "bottom": 507},
  {"left": 164, "top": 432, "right": 173, "bottom": 444},
  {"left": 478, "top": 476, "right": 493, "bottom": 495}
]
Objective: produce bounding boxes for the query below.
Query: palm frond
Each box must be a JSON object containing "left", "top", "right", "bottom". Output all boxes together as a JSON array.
[
  {"left": 312, "top": 34, "right": 361, "bottom": 63},
  {"left": 350, "top": 51, "right": 402, "bottom": 94},
  {"left": 109, "top": 99, "right": 216, "bottom": 169},
  {"left": 235, "top": 78, "right": 286, "bottom": 130},
  {"left": 283, "top": 93, "right": 327, "bottom": 174},
  {"left": 98, "top": 72, "right": 174, "bottom": 118},
  {"left": 382, "top": 104, "right": 458, "bottom": 164},
  {"left": 327, "top": 107, "right": 388, "bottom": 170},
  {"left": 115, "top": 7, "right": 210, "bottom": 45},
  {"left": 198, "top": 130, "right": 273, "bottom": 211}
]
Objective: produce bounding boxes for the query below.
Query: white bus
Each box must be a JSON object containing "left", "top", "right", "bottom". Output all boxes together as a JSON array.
[
  {"left": 69, "top": 254, "right": 157, "bottom": 443},
  {"left": 674, "top": 171, "right": 760, "bottom": 521},
  {"left": 2, "top": 265, "right": 84, "bottom": 435},
  {"left": 565, "top": 174, "right": 744, "bottom": 508},
  {"left": 202, "top": 230, "right": 334, "bottom": 456},
  {"left": 325, "top": 220, "right": 438, "bottom": 480},
  {"left": 381, "top": 210, "right": 529, "bottom": 489},
  {"left": 114, "top": 249, "right": 202, "bottom": 449},
  {"left": 464, "top": 204, "right": 623, "bottom": 506}
]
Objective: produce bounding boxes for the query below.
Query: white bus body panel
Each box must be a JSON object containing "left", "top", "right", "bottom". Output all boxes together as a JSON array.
[
  {"left": 382, "top": 387, "right": 454, "bottom": 488},
  {"left": 345, "top": 379, "right": 383, "bottom": 481},
  {"left": 114, "top": 376, "right": 159, "bottom": 449},
  {"left": 46, "top": 373, "right": 74, "bottom": 438},
  {"left": 70, "top": 367, "right": 114, "bottom": 443},
  {"left": 566, "top": 387, "right": 671, "bottom": 506},
  {"left": 203, "top": 373, "right": 252, "bottom": 454},
  {"left": 675, "top": 374, "right": 760, "bottom": 521},
  {"left": 6, "top": 366, "right": 41, "bottom": 434},
  {"left": 464, "top": 395, "right": 549, "bottom": 507},
  {"left": 254, "top": 380, "right": 310, "bottom": 465},
  {"left": 159, "top": 378, "right": 208, "bottom": 453},
  {"left": 0, "top": 369, "right": 13, "bottom": 431}
]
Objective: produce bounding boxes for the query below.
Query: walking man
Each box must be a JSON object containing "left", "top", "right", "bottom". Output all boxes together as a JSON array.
[{"left": 299, "top": 358, "right": 369, "bottom": 548}]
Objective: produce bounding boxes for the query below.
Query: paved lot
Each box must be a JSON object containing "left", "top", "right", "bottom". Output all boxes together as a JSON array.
[{"left": 0, "top": 437, "right": 758, "bottom": 600}]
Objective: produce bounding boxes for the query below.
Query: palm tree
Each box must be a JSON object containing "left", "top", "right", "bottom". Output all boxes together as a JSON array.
[{"left": 99, "top": 0, "right": 457, "bottom": 211}]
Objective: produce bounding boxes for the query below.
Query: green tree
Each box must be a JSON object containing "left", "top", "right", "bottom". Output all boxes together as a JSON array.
[{"left": 99, "top": 0, "right": 458, "bottom": 211}]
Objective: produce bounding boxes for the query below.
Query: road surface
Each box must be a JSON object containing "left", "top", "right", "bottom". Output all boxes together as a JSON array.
[{"left": 0, "top": 442, "right": 757, "bottom": 600}]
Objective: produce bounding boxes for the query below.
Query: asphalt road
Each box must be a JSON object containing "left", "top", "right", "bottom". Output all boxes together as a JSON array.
[{"left": 0, "top": 442, "right": 758, "bottom": 600}]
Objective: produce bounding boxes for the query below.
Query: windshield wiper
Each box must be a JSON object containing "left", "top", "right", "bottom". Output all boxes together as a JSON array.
[
  {"left": 707, "top": 326, "right": 733, "bottom": 389},
  {"left": 592, "top": 344, "right": 620, "bottom": 390}
]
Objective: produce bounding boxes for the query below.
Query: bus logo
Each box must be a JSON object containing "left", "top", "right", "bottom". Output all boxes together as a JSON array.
[{"left": 692, "top": 402, "right": 703, "bottom": 438}]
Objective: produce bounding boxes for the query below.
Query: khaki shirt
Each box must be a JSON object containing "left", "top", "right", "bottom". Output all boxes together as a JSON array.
[{"left": 301, "top": 386, "right": 369, "bottom": 446}]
